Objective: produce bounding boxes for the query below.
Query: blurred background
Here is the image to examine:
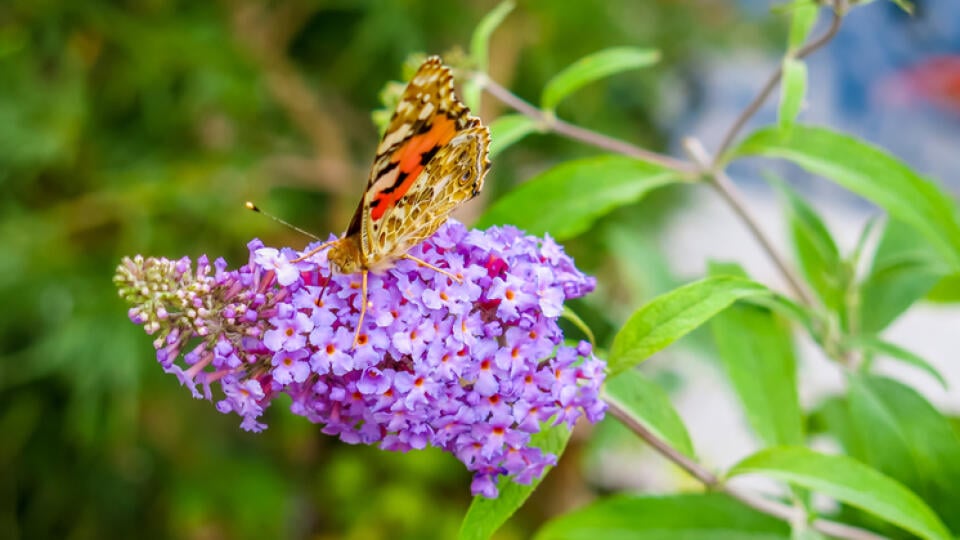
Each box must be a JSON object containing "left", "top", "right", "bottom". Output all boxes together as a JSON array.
[{"left": 2, "top": 1, "right": 958, "bottom": 539}]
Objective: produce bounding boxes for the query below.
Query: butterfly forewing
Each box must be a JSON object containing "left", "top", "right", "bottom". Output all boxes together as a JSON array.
[{"left": 356, "top": 56, "right": 490, "bottom": 268}]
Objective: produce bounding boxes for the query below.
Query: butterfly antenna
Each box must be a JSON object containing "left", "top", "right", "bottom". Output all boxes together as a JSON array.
[{"left": 245, "top": 201, "right": 321, "bottom": 241}]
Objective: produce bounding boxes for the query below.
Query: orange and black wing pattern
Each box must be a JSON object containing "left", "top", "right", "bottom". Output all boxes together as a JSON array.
[{"left": 349, "top": 57, "right": 490, "bottom": 267}]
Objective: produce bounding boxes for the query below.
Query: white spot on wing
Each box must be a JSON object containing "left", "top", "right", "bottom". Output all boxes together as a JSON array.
[
  {"left": 418, "top": 102, "right": 436, "bottom": 119},
  {"left": 378, "top": 124, "right": 411, "bottom": 152}
]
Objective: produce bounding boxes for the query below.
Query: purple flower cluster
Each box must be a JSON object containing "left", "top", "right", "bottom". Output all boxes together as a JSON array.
[{"left": 114, "top": 221, "right": 606, "bottom": 497}]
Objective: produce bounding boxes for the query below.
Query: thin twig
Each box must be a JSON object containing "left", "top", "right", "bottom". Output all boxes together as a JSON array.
[
  {"left": 711, "top": 7, "right": 843, "bottom": 165},
  {"left": 477, "top": 74, "right": 698, "bottom": 174},
  {"left": 606, "top": 400, "right": 719, "bottom": 486},
  {"left": 606, "top": 401, "right": 887, "bottom": 540},
  {"left": 480, "top": 5, "right": 842, "bottom": 173},
  {"left": 684, "top": 137, "right": 818, "bottom": 306},
  {"left": 725, "top": 486, "right": 887, "bottom": 540}
]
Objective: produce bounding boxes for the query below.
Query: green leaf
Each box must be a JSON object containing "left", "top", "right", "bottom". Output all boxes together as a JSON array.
[
  {"left": 787, "top": 1, "right": 819, "bottom": 51},
  {"left": 848, "top": 215, "right": 882, "bottom": 273},
  {"left": 848, "top": 337, "right": 948, "bottom": 390},
  {"left": 708, "top": 263, "right": 803, "bottom": 447},
  {"left": 541, "top": 48, "right": 660, "bottom": 112},
  {"left": 728, "top": 446, "right": 952, "bottom": 540},
  {"left": 488, "top": 114, "right": 541, "bottom": 158},
  {"left": 733, "top": 126, "right": 960, "bottom": 271},
  {"left": 742, "top": 292, "right": 818, "bottom": 338},
  {"left": 846, "top": 375, "right": 960, "bottom": 533},
  {"left": 846, "top": 375, "right": 922, "bottom": 490},
  {"left": 534, "top": 493, "right": 790, "bottom": 540},
  {"left": 888, "top": 0, "right": 915, "bottom": 15},
  {"left": 458, "top": 424, "right": 571, "bottom": 540},
  {"left": 859, "top": 257, "right": 941, "bottom": 332},
  {"left": 859, "top": 220, "right": 948, "bottom": 332},
  {"left": 778, "top": 58, "right": 807, "bottom": 132},
  {"left": 608, "top": 276, "right": 771, "bottom": 376},
  {"left": 476, "top": 155, "right": 681, "bottom": 240},
  {"left": 768, "top": 176, "right": 843, "bottom": 311},
  {"left": 807, "top": 396, "right": 865, "bottom": 457},
  {"left": 602, "top": 370, "right": 695, "bottom": 458},
  {"left": 926, "top": 272, "right": 960, "bottom": 302},
  {"left": 469, "top": 0, "right": 514, "bottom": 73}
]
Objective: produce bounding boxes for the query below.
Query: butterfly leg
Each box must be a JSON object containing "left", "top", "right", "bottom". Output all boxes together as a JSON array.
[
  {"left": 316, "top": 267, "right": 332, "bottom": 307},
  {"left": 352, "top": 270, "right": 369, "bottom": 349},
  {"left": 291, "top": 238, "right": 339, "bottom": 263},
  {"left": 401, "top": 254, "right": 463, "bottom": 283}
]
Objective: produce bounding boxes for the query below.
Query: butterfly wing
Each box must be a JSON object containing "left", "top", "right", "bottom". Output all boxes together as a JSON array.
[
  {"left": 353, "top": 56, "right": 490, "bottom": 268},
  {"left": 370, "top": 126, "right": 489, "bottom": 262}
]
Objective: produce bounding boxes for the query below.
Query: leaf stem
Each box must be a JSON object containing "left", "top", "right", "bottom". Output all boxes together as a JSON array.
[
  {"left": 683, "top": 137, "right": 818, "bottom": 306},
  {"left": 606, "top": 400, "right": 887, "bottom": 540},
  {"left": 476, "top": 73, "right": 697, "bottom": 174},
  {"left": 606, "top": 400, "right": 718, "bottom": 486},
  {"left": 711, "top": 5, "right": 844, "bottom": 165}
]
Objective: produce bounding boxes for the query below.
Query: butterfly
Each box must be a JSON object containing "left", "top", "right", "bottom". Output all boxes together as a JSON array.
[{"left": 296, "top": 56, "right": 491, "bottom": 347}]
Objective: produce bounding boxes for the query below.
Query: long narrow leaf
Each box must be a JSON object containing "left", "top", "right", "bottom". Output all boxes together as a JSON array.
[
  {"left": 534, "top": 493, "right": 789, "bottom": 540},
  {"left": 541, "top": 48, "right": 659, "bottom": 112},
  {"left": 709, "top": 263, "right": 804, "bottom": 447},
  {"left": 469, "top": 0, "right": 514, "bottom": 72},
  {"left": 849, "top": 337, "right": 948, "bottom": 390},
  {"left": 488, "top": 114, "right": 541, "bottom": 158},
  {"left": 787, "top": 1, "right": 819, "bottom": 51},
  {"left": 778, "top": 58, "right": 807, "bottom": 132},
  {"left": 729, "top": 446, "right": 951, "bottom": 540},
  {"left": 859, "top": 219, "right": 948, "bottom": 332},
  {"left": 608, "top": 277, "right": 770, "bottom": 375},
  {"left": 767, "top": 176, "right": 844, "bottom": 311},
  {"left": 477, "top": 155, "right": 681, "bottom": 240},
  {"left": 846, "top": 375, "right": 960, "bottom": 532},
  {"left": 733, "top": 126, "right": 960, "bottom": 271}
]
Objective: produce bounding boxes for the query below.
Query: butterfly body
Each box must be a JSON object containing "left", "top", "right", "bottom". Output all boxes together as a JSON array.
[{"left": 303, "top": 56, "right": 490, "bottom": 344}]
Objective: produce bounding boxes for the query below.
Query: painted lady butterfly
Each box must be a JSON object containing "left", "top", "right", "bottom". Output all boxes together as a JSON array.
[{"left": 297, "top": 56, "right": 491, "bottom": 346}]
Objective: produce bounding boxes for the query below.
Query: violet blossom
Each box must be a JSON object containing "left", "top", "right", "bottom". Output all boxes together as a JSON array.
[{"left": 114, "top": 220, "right": 607, "bottom": 497}]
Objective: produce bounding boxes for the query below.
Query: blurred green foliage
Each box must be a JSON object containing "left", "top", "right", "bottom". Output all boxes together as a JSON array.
[{"left": 0, "top": 1, "right": 778, "bottom": 538}]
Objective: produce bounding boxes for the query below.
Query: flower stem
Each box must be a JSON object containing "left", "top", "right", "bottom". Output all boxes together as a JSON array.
[
  {"left": 683, "top": 137, "right": 818, "bottom": 306},
  {"left": 711, "top": 6, "right": 844, "bottom": 165},
  {"left": 606, "top": 400, "right": 718, "bottom": 486},
  {"left": 477, "top": 73, "right": 697, "bottom": 174},
  {"left": 605, "top": 400, "right": 886, "bottom": 540}
]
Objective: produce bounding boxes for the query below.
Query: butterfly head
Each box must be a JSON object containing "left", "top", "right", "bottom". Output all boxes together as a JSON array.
[{"left": 327, "top": 236, "right": 364, "bottom": 275}]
